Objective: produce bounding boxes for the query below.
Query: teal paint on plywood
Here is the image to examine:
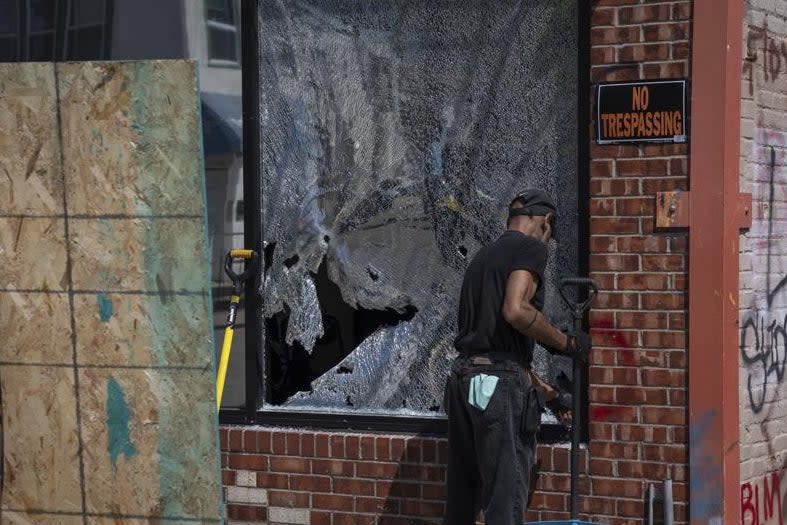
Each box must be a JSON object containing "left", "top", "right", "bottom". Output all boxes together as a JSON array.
[
  {"left": 97, "top": 293, "right": 113, "bottom": 322},
  {"left": 106, "top": 378, "right": 137, "bottom": 471}
]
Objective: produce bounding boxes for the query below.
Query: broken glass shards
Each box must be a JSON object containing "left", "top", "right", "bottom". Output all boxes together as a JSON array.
[{"left": 259, "top": 0, "right": 579, "bottom": 416}]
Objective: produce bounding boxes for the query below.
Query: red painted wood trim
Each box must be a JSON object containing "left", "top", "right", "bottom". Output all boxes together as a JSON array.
[{"left": 688, "top": 0, "right": 743, "bottom": 523}]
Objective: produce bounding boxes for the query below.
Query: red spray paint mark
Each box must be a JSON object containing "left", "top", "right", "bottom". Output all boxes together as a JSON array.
[
  {"left": 591, "top": 319, "right": 634, "bottom": 362},
  {"left": 590, "top": 405, "right": 627, "bottom": 421},
  {"left": 588, "top": 319, "right": 635, "bottom": 421},
  {"left": 617, "top": 349, "right": 636, "bottom": 366}
]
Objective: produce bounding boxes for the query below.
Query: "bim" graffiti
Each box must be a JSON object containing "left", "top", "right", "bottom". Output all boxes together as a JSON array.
[{"left": 741, "top": 472, "right": 784, "bottom": 525}]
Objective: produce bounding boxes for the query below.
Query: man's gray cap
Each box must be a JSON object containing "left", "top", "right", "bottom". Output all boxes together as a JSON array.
[{"left": 510, "top": 189, "right": 557, "bottom": 217}]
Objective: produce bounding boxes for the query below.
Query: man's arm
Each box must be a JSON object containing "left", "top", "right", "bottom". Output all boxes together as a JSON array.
[{"left": 501, "top": 269, "right": 569, "bottom": 354}]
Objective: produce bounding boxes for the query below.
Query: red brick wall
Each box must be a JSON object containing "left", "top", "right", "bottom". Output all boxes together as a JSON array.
[
  {"left": 586, "top": 0, "right": 691, "bottom": 523},
  {"left": 220, "top": 429, "right": 449, "bottom": 524},
  {"left": 220, "top": 1, "right": 693, "bottom": 523},
  {"left": 220, "top": 427, "right": 594, "bottom": 524}
]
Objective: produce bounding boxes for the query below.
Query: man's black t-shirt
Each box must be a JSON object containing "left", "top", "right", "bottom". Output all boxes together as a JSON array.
[{"left": 454, "top": 230, "right": 548, "bottom": 368}]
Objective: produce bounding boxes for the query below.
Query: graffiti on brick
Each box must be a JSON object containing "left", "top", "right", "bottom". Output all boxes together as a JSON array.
[
  {"left": 741, "top": 471, "right": 784, "bottom": 525},
  {"left": 744, "top": 21, "right": 787, "bottom": 96},
  {"left": 740, "top": 129, "right": 787, "bottom": 414},
  {"left": 689, "top": 410, "right": 722, "bottom": 520},
  {"left": 587, "top": 319, "right": 635, "bottom": 422}
]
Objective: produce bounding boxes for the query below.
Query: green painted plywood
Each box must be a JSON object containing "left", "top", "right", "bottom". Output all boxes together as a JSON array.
[
  {"left": 0, "top": 61, "right": 221, "bottom": 523},
  {"left": 58, "top": 61, "right": 205, "bottom": 217}
]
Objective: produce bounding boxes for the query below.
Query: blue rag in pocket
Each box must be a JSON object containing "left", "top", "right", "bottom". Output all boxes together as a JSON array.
[{"left": 468, "top": 373, "right": 499, "bottom": 411}]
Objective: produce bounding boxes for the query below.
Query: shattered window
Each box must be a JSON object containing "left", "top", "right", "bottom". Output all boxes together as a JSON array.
[{"left": 258, "top": 0, "right": 579, "bottom": 418}]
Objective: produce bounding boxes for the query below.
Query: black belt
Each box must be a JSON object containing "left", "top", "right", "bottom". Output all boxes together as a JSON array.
[{"left": 459, "top": 350, "right": 529, "bottom": 368}]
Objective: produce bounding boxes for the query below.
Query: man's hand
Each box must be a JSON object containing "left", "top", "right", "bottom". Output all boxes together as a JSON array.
[
  {"left": 550, "top": 371, "right": 575, "bottom": 426},
  {"left": 566, "top": 330, "right": 592, "bottom": 363}
]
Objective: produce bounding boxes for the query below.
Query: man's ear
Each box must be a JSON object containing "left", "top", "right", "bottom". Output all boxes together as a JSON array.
[
  {"left": 539, "top": 213, "right": 553, "bottom": 242},
  {"left": 542, "top": 213, "right": 553, "bottom": 231}
]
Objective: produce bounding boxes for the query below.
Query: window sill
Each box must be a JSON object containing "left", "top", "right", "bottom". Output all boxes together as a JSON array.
[
  {"left": 206, "top": 59, "right": 241, "bottom": 69},
  {"left": 218, "top": 407, "right": 575, "bottom": 442}
]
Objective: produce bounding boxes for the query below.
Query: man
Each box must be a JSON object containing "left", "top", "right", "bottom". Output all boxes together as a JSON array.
[{"left": 443, "top": 189, "right": 592, "bottom": 525}]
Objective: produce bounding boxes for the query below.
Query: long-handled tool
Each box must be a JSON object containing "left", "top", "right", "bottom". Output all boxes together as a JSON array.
[
  {"left": 558, "top": 277, "right": 599, "bottom": 521},
  {"left": 216, "top": 249, "right": 258, "bottom": 410}
]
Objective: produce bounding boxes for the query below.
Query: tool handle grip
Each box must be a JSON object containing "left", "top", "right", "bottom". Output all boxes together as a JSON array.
[
  {"left": 225, "top": 249, "right": 259, "bottom": 286},
  {"left": 560, "top": 277, "right": 599, "bottom": 290},
  {"left": 559, "top": 277, "right": 599, "bottom": 318},
  {"left": 229, "top": 249, "right": 255, "bottom": 259}
]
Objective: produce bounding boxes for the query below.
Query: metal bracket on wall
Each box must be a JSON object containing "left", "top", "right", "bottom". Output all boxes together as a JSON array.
[
  {"left": 655, "top": 191, "right": 691, "bottom": 228},
  {"left": 736, "top": 192, "right": 753, "bottom": 229},
  {"left": 654, "top": 191, "right": 753, "bottom": 230}
]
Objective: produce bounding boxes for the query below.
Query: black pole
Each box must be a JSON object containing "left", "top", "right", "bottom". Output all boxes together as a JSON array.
[
  {"left": 241, "top": 0, "right": 261, "bottom": 422},
  {"left": 572, "top": 0, "right": 592, "bottom": 516},
  {"left": 570, "top": 311, "right": 581, "bottom": 518},
  {"left": 559, "top": 278, "right": 597, "bottom": 520}
]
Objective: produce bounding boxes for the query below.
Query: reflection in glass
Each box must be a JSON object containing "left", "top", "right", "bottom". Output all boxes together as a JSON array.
[
  {"left": 206, "top": 0, "right": 239, "bottom": 64},
  {"left": 29, "top": 0, "right": 55, "bottom": 32},
  {"left": 0, "top": 0, "right": 17, "bottom": 34},
  {"left": 70, "top": 0, "right": 104, "bottom": 26},
  {"left": 28, "top": 33, "right": 52, "bottom": 60},
  {"left": 206, "top": 0, "right": 234, "bottom": 25},
  {"left": 208, "top": 28, "right": 237, "bottom": 63},
  {"left": 0, "top": 0, "right": 18, "bottom": 61}
]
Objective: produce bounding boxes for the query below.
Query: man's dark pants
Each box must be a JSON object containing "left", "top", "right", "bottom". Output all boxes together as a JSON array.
[{"left": 443, "top": 353, "right": 541, "bottom": 525}]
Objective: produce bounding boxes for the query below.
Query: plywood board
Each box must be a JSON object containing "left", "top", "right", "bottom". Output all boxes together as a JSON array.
[
  {"left": 1, "top": 292, "right": 72, "bottom": 364},
  {"left": 0, "top": 61, "right": 221, "bottom": 523},
  {"left": 0, "top": 218, "right": 68, "bottom": 290},
  {"left": 79, "top": 368, "right": 219, "bottom": 518},
  {"left": 68, "top": 218, "right": 208, "bottom": 292},
  {"left": 5, "top": 512, "right": 84, "bottom": 525},
  {"left": 0, "top": 63, "right": 62, "bottom": 215},
  {"left": 73, "top": 293, "right": 213, "bottom": 368},
  {"left": 58, "top": 61, "right": 205, "bottom": 217},
  {"left": 2, "top": 366, "right": 82, "bottom": 512}
]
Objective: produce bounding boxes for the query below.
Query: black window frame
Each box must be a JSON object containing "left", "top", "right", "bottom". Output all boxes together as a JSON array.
[
  {"left": 61, "top": 0, "right": 112, "bottom": 62},
  {"left": 0, "top": 0, "right": 112, "bottom": 63},
  {"left": 0, "top": 0, "right": 21, "bottom": 61},
  {"left": 222, "top": 0, "right": 592, "bottom": 443}
]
